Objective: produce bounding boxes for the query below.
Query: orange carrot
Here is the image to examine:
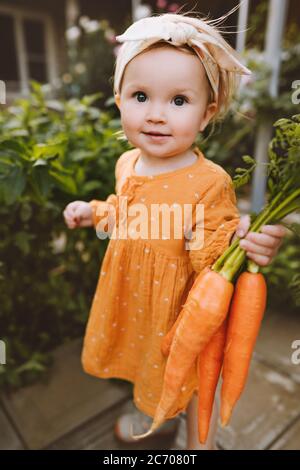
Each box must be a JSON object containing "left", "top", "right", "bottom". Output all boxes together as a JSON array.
[
  {"left": 131, "top": 268, "right": 234, "bottom": 439},
  {"left": 197, "top": 319, "right": 227, "bottom": 444},
  {"left": 161, "top": 307, "right": 185, "bottom": 358},
  {"left": 161, "top": 280, "right": 227, "bottom": 444},
  {"left": 220, "top": 271, "right": 267, "bottom": 427},
  {"left": 161, "top": 267, "right": 209, "bottom": 357}
]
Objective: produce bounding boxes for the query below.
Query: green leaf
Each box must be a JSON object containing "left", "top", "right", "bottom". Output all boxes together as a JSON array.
[
  {"left": 8, "top": 129, "right": 29, "bottom": 138},
  {"left": 2, "top": 166, "right": 26, "bottom": 204},
  {"left": 0, "top": 157, "right": 15, "bottom": 167},
  {"left": 30, "top": 117, "right": 50, "bottom": 128},
  {"left": 49, "top": 170, "right": 77, "bottom": 194},
  {"left": 16, "top": 356, "right": 47, "bottom": 374},
  {"left": 242, "top": 155, "right": 255, "bottom": 165},
  {"left": 32, "top": 143, "right": 65, "bottom": 160},
  {"left": 69, "top": 150, "right": 95, "bottom": 162},
  {"left": 82, "top": 180, "right": 103, "bottom": 192},
  {"left": 32, "top": 159, "right": 48, "bottom": 167},
  {"left": 45, "top": 100, "right": 65, "bottom": 112},
  {"left": 289, "top": 273, "right": 300, "bottom": 306},
  {"left": 280, "top": 221, "right": 300, "bottom": 239},
  {"left": 31, "top": 166, "right": 53, "bottom": 199},
  {"left": 0, "top": 139, "right": 28, "bottom": 154},
  {"left": 268, "top": 178, "right": 275, "bottom": 193},
  {"left": 81, "top": 92, "right": 103, "bottom": 107}
]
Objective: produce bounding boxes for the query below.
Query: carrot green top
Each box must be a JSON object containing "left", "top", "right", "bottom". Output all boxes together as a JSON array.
[{"left": 81, "top": 146, "right": 240, "bottom": 419}]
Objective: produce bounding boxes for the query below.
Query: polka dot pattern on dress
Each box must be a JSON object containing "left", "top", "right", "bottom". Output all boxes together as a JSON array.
[{"left": 83, "top": 145, "right": 240, "bottom": 420}]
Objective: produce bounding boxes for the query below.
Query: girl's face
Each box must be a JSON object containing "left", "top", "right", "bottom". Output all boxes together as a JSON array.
[{"left": 116, "top": 46, "right": 217, "bottom": 159}]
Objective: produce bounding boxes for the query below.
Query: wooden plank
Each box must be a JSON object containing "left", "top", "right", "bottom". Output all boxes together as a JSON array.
[
  {"left": 255, "top": 309, "right": 300, "bottom": 383},
  {"left": 47, "top": 398, "right": 179, "bottom": 450},
  {"left": 2, "top": 340, "right": 132, "bottom": 449},
  {"left": 217, "top": 360, "right": 300, "bottom": 450},
  {"left": 171, "top": 414, "right": 187, "bottom": 450},
  {"left": 270, "top": 418, "right": 300, "bottom": 450},
  {"left": 0, "top": 406, "right": 24, "bottom": 450}
]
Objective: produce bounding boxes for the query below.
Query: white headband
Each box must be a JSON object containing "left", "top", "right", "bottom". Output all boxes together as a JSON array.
[{"left": 114, "top": 14, "right": 251, "bottom": 102}]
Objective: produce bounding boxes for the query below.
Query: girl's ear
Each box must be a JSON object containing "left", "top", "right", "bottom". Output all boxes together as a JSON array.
[
  {"left": 199, "top": 102, "right": 218, "bottom": 132},
  {"left": 115, "top": 93, "right": 121, "bottom": 109}
]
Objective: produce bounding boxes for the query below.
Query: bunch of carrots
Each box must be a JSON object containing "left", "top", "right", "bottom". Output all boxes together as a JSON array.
[{"left": 131, "top": 114, "right": 300, "bottom": 443}]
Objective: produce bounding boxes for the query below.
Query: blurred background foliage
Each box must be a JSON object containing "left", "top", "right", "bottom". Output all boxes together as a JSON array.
[
  {"left": 0, "top": 1, "right": 299, "bottom": 389},
  {"left": 0, "top": 83, "right": 129, "bottom": 388}
]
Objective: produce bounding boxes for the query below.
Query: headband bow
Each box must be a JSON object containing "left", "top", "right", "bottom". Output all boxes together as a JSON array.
[{"left": 115, "top": 14, "right": 251, "bottom": 102}]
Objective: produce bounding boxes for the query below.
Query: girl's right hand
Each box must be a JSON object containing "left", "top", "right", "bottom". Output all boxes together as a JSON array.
[{"left": 63, "top": 201, "right": 93, "bottom": 229}]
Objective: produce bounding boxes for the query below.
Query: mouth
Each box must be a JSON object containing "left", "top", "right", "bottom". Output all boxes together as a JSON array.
[
  {"left": 143, "top": 131, "right": 171, "bottom": 136},
  {"left": 142, "top": 132, "right": 171, "bottom": 140}
]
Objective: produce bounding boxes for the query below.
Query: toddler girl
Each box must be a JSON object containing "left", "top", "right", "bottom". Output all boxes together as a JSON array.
[{"left": 63, "top": 12, "right": 286, "bottom": 450}]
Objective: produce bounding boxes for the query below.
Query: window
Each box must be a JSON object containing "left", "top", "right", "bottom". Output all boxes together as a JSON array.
[
  {"left": 0, "top": 14, "right": 19, "bottom": 84},
  {"left": 0, "top": 6, "right": 58, "bottom": 96},
  {"left": 23, "top": 19, "right": 47, "bottom": 83}
]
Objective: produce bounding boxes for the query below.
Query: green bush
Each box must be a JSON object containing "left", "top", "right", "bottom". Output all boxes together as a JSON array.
[
  {"left": 196, "top": 12, "right": 300, "bottom": 177},
  {"left": 63, "top": 17, "right": 117, "bottom": 106},
  {"left": 0, "top": 82, "right": 129, "bottom": 389}
]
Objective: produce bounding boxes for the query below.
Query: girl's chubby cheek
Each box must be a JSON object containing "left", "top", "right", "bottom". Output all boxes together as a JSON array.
[{"left": 122, "top": 111, "right": 142, "bottom": 128}]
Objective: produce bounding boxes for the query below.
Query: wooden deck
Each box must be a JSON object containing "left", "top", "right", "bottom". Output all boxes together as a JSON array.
[{"left": 1, "top": 308, "right": 300, "bottom": 450}]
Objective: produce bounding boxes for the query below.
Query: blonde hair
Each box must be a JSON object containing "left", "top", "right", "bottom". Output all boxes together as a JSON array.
[{"left": 113, "top": 8, "right": 244, "bottom": 124}]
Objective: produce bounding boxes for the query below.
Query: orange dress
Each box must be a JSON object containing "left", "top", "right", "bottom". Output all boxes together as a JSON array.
[{"left": 81, "top": 145, "right": 240, "bottom": 419}]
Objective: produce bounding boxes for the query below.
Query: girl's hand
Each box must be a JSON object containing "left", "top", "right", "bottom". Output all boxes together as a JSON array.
[
  {"left": 232, "top": 215, "right": 287, "bottom": 266},
  {"left": 63, "top": 201, "right": 93, "bottom": 229}
]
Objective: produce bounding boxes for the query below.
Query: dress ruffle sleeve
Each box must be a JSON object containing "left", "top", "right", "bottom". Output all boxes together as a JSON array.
[
  {"left": 88, "top": 151, "right": 128, "bottom": 233},
  {"left": 89, "top": 195, "right": 118, "bottom": 233},
  {"left": 187, "top": 172, "right": 240, "bottom": 274}
]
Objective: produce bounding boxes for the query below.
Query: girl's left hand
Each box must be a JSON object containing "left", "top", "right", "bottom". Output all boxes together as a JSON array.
[{"left": 232, "top": 215, "right": 287, "bottom": 267}]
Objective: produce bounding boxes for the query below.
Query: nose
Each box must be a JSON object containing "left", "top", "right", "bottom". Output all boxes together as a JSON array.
[{"left": 146, "top": 101, "right": 166, "bottom": 123}]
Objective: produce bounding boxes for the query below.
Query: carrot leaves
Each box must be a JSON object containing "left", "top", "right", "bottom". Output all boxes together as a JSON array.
[{"left": 214, "top": 113, "right": 300, "bottom": 281}]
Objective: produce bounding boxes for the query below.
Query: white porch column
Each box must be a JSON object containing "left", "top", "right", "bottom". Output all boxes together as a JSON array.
[
  {"left": 66, "top": 0, "right": 80, "bottom": 28},
  {"left": 251, "top": 0, "right": 289, "bottom": 213},
  {"left": 132, "top": 0, "right": 142, "bottom": 22},
  {"left": 236, "top": 0, "right": 250, "bottom": 53}
]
